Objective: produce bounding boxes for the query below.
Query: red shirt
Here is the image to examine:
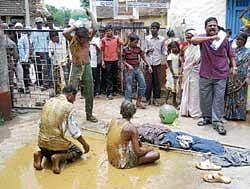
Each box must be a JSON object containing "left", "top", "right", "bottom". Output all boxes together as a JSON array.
[
  {"left": 101, "top": 36, "right": 123, "bottom": 61},
  {"left": 122, "top": 46, "right": 144, "bottom": 65}
]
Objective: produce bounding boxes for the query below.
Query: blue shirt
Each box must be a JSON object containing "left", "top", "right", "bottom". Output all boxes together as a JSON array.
[
  {"left": 30, "top": 28, "right": 49, "bottom": 53},
  {"left": 17, "top": 33, "right": 29, "bottom": 62}
]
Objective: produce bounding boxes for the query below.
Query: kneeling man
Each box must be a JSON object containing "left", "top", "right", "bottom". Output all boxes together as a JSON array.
[
  {"left": 33, "top": 85, "right": 90, "bottom": 174},
  {"left": 107, "top": 101, "right": 160, "bottom": 169}
]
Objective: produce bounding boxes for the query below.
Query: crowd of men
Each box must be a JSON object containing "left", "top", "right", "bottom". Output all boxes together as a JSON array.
[{"left": 1, "top": 8, "right": 250, "bottom": 175}]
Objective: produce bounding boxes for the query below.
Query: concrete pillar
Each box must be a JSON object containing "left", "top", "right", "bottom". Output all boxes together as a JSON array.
[{"left": 0, "top": 31, "right": 12, "bottom": 120}]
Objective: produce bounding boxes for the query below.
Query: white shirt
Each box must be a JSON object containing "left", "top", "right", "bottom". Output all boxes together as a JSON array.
[
  {"left": 49, "top": 40, "right": 67, "bottom": 65},
  {"left": 144, "top": 34, "right": 165, "bottom": 66},
  {"left": 90, "top": 36, "right": 100, "bottom": 68}
]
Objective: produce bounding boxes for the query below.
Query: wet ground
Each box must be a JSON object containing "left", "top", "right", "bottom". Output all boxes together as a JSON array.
[{"left": 0, "top": 95, "right": 250, "bottom": 189}]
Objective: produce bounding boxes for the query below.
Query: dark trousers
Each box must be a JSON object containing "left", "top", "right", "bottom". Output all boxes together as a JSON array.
[
  {"left": 92, "top": 64, "right": 101, "bottom": 95},
  {"left": 104, "top": 61, "right": 118, "bottom": 96},
  {"left": 145, "top": 64, "right": 161, "bottom": 100},
  {"left": 35, "top": 52, "right": 51, "bottom": 87},
  {"left": 21, "top": 62, "right": 30, "bottom": 89}
]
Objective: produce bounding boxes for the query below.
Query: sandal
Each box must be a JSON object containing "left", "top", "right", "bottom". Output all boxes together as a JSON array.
[
  {"left": 197, "top": 119, "right": 211, "bottom": 126},
  {"left": 213, "top": 123, "right": 226, "bottom": 135},
  {"left": 203, "top": 172, "right": 231, "bottom": 184},
  {"left": 195, "top": 159, "right": 221, "bottom": 171}
]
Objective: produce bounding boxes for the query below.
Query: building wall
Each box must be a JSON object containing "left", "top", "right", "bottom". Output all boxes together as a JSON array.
[{"left": 168, "top": 0, "right": 226, "bottom": 33}]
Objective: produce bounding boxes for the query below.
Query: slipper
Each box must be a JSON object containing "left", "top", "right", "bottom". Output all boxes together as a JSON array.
[
  {"left": 195, "top": 159, "right": 221, "bottom": 171},
  {"left": 203, "top": 172, "right": 231, "bottom": 184}
]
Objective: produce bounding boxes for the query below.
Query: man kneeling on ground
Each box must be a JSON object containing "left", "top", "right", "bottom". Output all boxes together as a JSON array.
[
  {"left": 33, "top": 85, "right": 90, "bottom": 174},
  {"left": 106, "top": 101, "right": 160, "bottom": 168}
]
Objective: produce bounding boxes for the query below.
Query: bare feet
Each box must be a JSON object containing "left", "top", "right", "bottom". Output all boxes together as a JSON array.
[
  {"left": 51, "top": 154, "right": 61, "bottom": 174},
  {"left": 33, "top": 151, "right": 43, "bottom": 170}
]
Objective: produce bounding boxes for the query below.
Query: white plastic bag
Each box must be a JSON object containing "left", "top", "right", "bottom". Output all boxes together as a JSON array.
[{"left": 29, "top": 64, "right": 36, "bottom": 84}]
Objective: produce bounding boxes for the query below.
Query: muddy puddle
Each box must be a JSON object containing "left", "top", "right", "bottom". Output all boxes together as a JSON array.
[{"left": 0, "top": 132, "right": 203, "bottom": 189}]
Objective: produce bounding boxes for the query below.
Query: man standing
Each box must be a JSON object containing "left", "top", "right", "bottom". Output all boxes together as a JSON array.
[
  {"left": 33, "top": 85, "right": 90, "bottom": 174},
  {"left": 30, "top": 17, "right": 50, "bottom": 89},
  {"left": 63, "top": 9, "right": 98, "bottom": 123},
  {"left": 101, "top": 24, "right": 123, "bottom": 100},
  {"left": 15, "top": 23, "right": 30, "bottom": 93},
  {"left": 191, "top": 17, "right": 237, "bottom": 135},
  {"left": 144, "top": 22, "right": 165, "bottom": 106}
]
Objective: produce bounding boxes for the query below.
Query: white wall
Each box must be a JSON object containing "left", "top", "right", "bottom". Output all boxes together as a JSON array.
[{"left": 168, "top": 0, "right": 227, "bottom": 34}]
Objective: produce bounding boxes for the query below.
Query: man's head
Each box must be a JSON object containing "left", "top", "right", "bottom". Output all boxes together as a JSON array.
[
  {"left": 128, "top": 33, "right": 139, "bottom": 47},
  {"left": 47, "top": 16, "right": 54, "bottom": 29},
  {"left": 242, "top": 26, "right": 250, "bottom": 36},
  {"left": 62, "top": 85, "right": 78, "bottom": 103},
  {"left": 105, "top": 24, "right": 113, "bottom": 37},
  {"left": 64, "top": 18, "right": 70, "bottom": 28},
  {"left": 99, "top": 26, "right": 105, "bottom": 38},
  {"left": 236, "top": 32, "right": 248, "bottom": 48},
  {"left": 204, "top": 17, "right": 218, "bottom": 36},
  {"left": 75, "top": 27, "right": 89, "bottom": 44},
  {"left": 167, "top": 29, "right": 175, "bottom": 38},
  {"left": 120, "top": 101, "right": 136, "bottom": 120},
  {"left": 150, "top": 22, "right": 160, "bottom": 37},
  {"left": 35, "top": 17, "right": 43, "bottom": 29},
  {"left": 50, "top": 31, "right": 59, "bottom": 43},
  {"left": 185, "top": 28, "right": 196, "bottom": 43},
  {"left": 225, "top": 28, "right": 232, "bottom": 38}
]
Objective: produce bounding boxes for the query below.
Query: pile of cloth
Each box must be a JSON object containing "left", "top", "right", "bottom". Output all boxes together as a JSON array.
[{"left": 137, "top": 123, "right": 250, "bottom": 167}]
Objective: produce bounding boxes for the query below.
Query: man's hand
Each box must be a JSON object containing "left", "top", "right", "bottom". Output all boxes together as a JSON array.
[
  {"left": 127, "top": 64, "right": 134, "bottom": 71},
  {"left": 102, "top": 61, "right": 106, "bottom": 68},
  {"left": 231, "top": 68, "right": 237, "bottom": 78},
  {"left": 83, "top": 143, "right": 90, "bottom": 154},
  {"left": 148, "top": 66, "right": 153, "bottom": 73},
  {"left": 210, "top": 35, "right": 220, "bottom": 41},
  {"left": 245, "top": 78, "right": 250, "bottom": 85}
]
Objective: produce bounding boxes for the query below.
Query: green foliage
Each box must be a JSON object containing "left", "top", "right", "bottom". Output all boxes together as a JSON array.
[
  {"left": 46, "top": 5, "right": 87, "bottom": 26},
  {"left": 80, "top": 0, "right": 89, "bottom": 7}
]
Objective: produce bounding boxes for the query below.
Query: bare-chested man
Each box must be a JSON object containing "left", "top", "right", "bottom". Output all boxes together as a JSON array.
[
  {"left": 107, "top": 101, "right": 160, "bottom": 169},
  {"left": 63, "top": 9, "right": 98, "bottom": 122}
]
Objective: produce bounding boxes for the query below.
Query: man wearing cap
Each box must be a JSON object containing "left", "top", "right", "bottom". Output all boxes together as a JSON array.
[
  {"left": 31, "top": 17, "right": 51, "bottom": 89},
  {"left": 15, "top": 23, "right": 30, "bottom": 93}
]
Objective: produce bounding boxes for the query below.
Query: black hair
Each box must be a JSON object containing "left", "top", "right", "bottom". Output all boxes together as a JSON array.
[
  {"left": 62, "top": 84, "right": 77, "bottom": 95},
  {"left": 151, "top": 22, "right": 160, "bottom": 29},
  {"left": 204, "top": 17, "right": 218, "bottom": 27},
  {"left": 218, "top": 26, "right": 225, "bottom": 31},
  {"left": 225, "top": 28, "right": 232, "bottom": 36},
  {"left": 50, "top": 31, "right": 59, "bottom": 38},
  {"left": 167, "top": 29, "right": 175, "bottom": 38},
  {"left": 120, "top": 101, "right": 136, "bottom": 119},
  {"left": 75, "top": 27, "right": 89, "bottom": 39},
  {"left": 129, "top": 33, "right": 139, "bottom": 42},
  {"left": 168, "top": 41, "right": 180, "bottom": 52},
  {"left": 47, "top": 16, "right": 54, "bottom": 21},
  {"left": 99, "top": 26, "right": 105, "bottom": 32},
  {"left": 237, "top": 32, "right": 248, "bottom": 45},
  {"left": 105, "top": 24, "right": 113, "bottom": 31}
]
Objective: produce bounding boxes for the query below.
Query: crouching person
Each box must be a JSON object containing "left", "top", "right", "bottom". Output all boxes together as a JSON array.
[
  {"left": 33, "top": 85, "right": 90, "bottom": 174},
  {"left": 106, "top": 101, "right": 160, "bottom": 169}
]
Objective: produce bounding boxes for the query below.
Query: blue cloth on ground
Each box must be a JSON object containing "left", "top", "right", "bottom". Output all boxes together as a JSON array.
[{"left": 160, "top": 131, "right": 225, "bottom": 155}]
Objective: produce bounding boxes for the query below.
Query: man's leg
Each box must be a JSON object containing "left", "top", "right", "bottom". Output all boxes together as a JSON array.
[
  {"left": 138, "top": 150, "right": 160, "bottom": 165},
  {"left": 51, "top": 145, "right": 83, "bottom": 174},
  {"left": 83, "top": 63, "right": 97, "bottom": 122},
  {"left": 33, "top": 151, "right": 43, "bottom": 170},
  {"left": 68, "top": 64, "right": 82, "bottom": 89},
  {"left": 124, "top": 70, "right": 133, "bottom": 101},
  {"left": 135, "top": 67, "right": 146, "bottom": 109},
  {"left": 198, "top": 77, "right": 213, "bottom": 126},
  {"left": 152, "top": 65, "right": 161, "bottom": 106},
  {"left": 145, "top": 66, "right": 153, "bottom": 103},
  {"left": 105, "top": 62, "right": 113, "bottom": 99},
  {"left": 212, "top": 79, "right": 227, "bottom": 135}
]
